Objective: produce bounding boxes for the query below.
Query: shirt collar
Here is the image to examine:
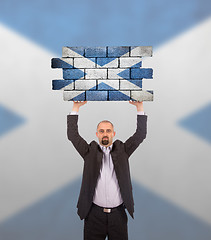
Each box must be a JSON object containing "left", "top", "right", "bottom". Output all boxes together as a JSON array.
[{"left": 99, "top": 143, "right": 113, "bottom": 151}]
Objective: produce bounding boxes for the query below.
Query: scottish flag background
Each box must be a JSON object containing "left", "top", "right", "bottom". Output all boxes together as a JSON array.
[{"left": 0, "top": 0, "right": 211, "bottom": 239}]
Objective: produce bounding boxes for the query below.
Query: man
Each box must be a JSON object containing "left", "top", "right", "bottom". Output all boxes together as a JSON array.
[{"left": 67, "top": 100, "right": 147, "bottom": 240}]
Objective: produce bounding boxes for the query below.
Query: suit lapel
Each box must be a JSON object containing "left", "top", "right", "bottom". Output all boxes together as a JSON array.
[{"left": 96, "top": 145, "right": 103, "bottom": 169}]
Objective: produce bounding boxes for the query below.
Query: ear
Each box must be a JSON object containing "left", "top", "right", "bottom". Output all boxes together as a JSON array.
[
  {"left": 113, "top": 131, "right": 116, "bottom": 137},
  {"left": 96, "top": 132, "right": 98, "bottom": 138}
]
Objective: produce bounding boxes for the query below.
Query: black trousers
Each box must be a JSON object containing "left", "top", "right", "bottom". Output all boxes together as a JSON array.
[{"left": 84, "top": 203, "right": 128, "bottom": 240}]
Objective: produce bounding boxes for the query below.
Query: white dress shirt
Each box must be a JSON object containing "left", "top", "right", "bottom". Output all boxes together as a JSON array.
[
  {"left": 93, "top": 144, "right": 123, "bottom": 208},
  {"left": 69, "top": 110, "right": 145, "bottom": 208}
]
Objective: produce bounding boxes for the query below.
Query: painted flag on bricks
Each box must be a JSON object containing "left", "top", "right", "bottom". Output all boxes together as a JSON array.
[{"left": 51, "top": 46, "right": 153, "bottom": 101}]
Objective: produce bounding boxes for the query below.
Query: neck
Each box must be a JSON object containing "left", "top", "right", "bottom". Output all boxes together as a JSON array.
[{"left": 100, "top": 143, "right": 113, "bottom": 148}]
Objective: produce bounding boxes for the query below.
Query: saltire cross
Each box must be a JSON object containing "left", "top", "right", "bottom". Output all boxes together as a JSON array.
[{"left": 51, "top": 46, "right": 153, "bottom": 101}]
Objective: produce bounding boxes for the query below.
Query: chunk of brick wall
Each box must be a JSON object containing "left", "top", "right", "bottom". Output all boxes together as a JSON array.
[{"left": 51, "top": 46, "right": 153, "bottom": 101}]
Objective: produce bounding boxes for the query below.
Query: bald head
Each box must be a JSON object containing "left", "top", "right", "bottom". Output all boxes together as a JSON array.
[{"left": 97, "top": 120, "right": 114, "bottom": 131}]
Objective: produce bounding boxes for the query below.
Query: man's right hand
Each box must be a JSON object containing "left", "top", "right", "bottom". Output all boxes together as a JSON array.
[{"left": 72, "top": 101, "right": 87, "bottom": 112}]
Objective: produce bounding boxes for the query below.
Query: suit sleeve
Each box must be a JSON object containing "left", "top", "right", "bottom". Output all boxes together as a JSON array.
[
  {"left": 67, "top": 115, "right": 89, "bottom": 159},
  {"left": 124, "top": 115, "right": 147, "bottom": 157}
]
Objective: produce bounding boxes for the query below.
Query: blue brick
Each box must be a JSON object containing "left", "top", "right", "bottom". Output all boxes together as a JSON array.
[
  {"left": 97, "top": 57, "right": 116, "bottom": 67},
  {"left": 97, "top": 82, "right": 117, "bottom": 90},
  {"left": 86, "top": 91, "right": 107, "bottom": 101},
  {"left": 52, "top": 80, "right": 74, "bottom": 90},
  {"left": 71, "top": 47, "right": 85, "bottom": 56},
  {"left": 131, "top": 68, "right": 153, "bottom": 79},
  {"left": 128, "top": 80, "right": 142, "bottom": 88},
  {"left": 51, "top": 58, "right": 73, "bottom": 68},
  {"left": 69, "top": 47, "right": 84, "bottom": 56},
  {"left": 63, "top": 69, "right": 84, "bottom": 80},
  {"left": 108, "top": 46, "right": 130, "bottom": 57},
  {"left": 72, "top": 91, "right": 85, "bottom": 101},
  {"left": 85, "top": 47, "right": 107, "bottom": 57},
  {"left": 117, "top": 68, "right": 130, "bottom": 79},
  {"left": 131, "top": 62, "right": 142, "bottom": 68},
  {"left": 108, "top": 91, "right": 131, "bottom": 101}
]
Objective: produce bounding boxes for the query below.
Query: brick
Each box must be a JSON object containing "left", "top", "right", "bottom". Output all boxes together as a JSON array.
[
  {"left": 63, "top": 91, "right": 85, "bottom": 101},
  {"left": 85, "top": 69, "right": 107, "bottom": 79},
  {"left": 108, "top": 91, "right": 131, "bottom": 101},
  {"left": 131, "top": 68, "right": 153, "bottom": 79},
  {"left": 108, "top": 46, "right": 130, "bottom": 57},
  {"left": 120, "top": 80, "right": 142, "bottom": 90},
  {"left": 63, "top": 69, "right": 84, "bottom": 80},
  {"left": 85, "top": 47, "right": 106, "bottom": 57},
  {"left": 108, "top": 69, "right": 130, "bottom": 79},
  {"left": 74, "top": 58, "right": 96, "bottom": 68},
  {"left": 97, "top": 58, "right": 118, "bottom": 68},
  {"left": 130, "top": 46, "right": 152, "bottom": 57},
  {"left": 86, "top": 91, "right": 107, "bottom": 101},
  {"left": 131, "top": 90, "right": 153, "bottom": 101},
  {"left": 62, "top": 47, "right": 84, "bottom": 57},
  {"left": 75, "top": 80, "right": 97, "bottom": 90},
  {"left": 119, "top": 57, "right": 142, "bottom": 68},
  {"left": 51, "top": 58, "right": 73, "bottom": 68},
  {"left": 97, "top": 80, "right": 119, "bottom": 90},
  {"left": 52, "top": 80, "right": 74, "bottom": 90}
]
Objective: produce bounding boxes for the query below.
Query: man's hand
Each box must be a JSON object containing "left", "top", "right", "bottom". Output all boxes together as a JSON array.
[
  {"left": 72, "top": 101, "right": 87, "bottom": 112},
  {"left": 129, "top": 100, "right": 144, "bottom": 112}
]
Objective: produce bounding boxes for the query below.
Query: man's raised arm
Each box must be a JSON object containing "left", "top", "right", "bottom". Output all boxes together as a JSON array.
[
  {"left": 124, "top": 101, "right": 147, "bottom": 157},
  {"left": 67, "top": 101, "right": 89, "bottom": 158}
]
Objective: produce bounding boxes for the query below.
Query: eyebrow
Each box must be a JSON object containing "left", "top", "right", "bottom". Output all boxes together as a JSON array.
[{"left": 98, "top": 128, "right": 112, "bottom": 130}]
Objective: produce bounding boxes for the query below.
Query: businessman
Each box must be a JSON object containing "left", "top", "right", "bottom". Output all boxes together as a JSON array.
[{"left": 67, "top": 101, "right": 147, "bottom": 240}]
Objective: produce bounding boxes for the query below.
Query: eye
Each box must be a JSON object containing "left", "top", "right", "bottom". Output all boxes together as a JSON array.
[
  {"left": 99, "top": 130, "right": 104, "bottom": 133},
  {"left": 106, "top": 129, "right": 112, "bottom": 133}
]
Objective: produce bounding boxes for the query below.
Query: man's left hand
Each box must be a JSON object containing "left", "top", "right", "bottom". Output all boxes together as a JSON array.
[{"left": 129, "top": 100, "right": 144, "bottom": 112}]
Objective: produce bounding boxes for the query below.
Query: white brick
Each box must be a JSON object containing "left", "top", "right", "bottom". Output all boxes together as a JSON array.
[
  {"left": 119, "top": 57, "right": 142, "bottom": 68},
  {"left": 85, "top": 69, "right": 107, "bottom": 79},
  {"left": 74, "top": 58, "right": 96, "bottom": 68},
  {"left": 108, "top": 69, "right": 129, "bottom": 79},
  {"left": 60, "top": 57, "right": 74, "bottom": 65},
  {"left": 131, "top": 90, "right": 153, "bottom": 101},
  {"left": 120, "top": 80, "right": 141, "bottom": 90},
  {"left": 119, "top": 91, "right": 131, "bottom": 97},
  {"left": 63, "top": 81, "right": 74, "bottom": 90},
  {"left": 63, "top": 91, "right": 85, "bottom": 101},
  {"left": 130, "top": 46, "right": 152, "bottom": 57},
  {"left": 62, "top": 47, "right": 84, "bottom": 57},
  {"left": 75, "top": 80, "right": 97, "bottom": 90}
]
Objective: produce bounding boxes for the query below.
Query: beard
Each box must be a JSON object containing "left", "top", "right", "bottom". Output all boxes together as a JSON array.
[{"left": 102, "top": 137, "right": 109, "bottom": 145}]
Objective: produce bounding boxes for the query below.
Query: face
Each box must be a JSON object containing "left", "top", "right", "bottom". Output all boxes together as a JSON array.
[{"left": 96, "top": 122, "right": 116, "bottom": 147}]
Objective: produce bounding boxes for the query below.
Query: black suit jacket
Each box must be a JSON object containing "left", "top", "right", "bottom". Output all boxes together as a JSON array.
[{"left": 67, "top": 114, "right": 147, "bottom": 220}]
